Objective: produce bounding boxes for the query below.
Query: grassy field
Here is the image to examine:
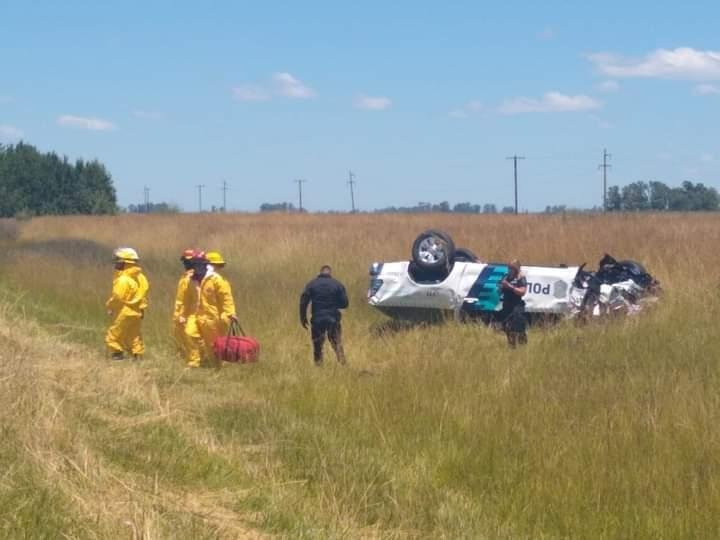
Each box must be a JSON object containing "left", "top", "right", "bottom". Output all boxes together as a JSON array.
[{"left": 1, "top": 212, "right": 720, "bottom": 538}]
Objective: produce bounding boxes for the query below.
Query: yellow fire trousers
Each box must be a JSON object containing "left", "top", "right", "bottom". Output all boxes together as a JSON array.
[
  {"left": 174, "top": 319, "right": 188, "bottom": 356},
  {"left": 106, "top": 313, "right": 144, "bottom": 355},
  {"left": 184, "top": 316, "right": 228, "bottom": 367}
]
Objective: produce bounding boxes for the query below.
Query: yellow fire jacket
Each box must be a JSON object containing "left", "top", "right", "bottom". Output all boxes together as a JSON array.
[
  {"left": 196, "top": 269, "right": 236, "bottom": 326},
  {"left": 106, "top": 266, "right": 150, "bottom": 317},
  {"left": 173, "top": 269, "right": 195, "bottom": 321}
]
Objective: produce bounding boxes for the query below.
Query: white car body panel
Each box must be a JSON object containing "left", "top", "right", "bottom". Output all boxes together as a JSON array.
[
  {"left": 368, "top": 261, "right": 483, "bottom": 311},
  {"left": 369, "top": 261, "right": 580, "bottom": 315}
]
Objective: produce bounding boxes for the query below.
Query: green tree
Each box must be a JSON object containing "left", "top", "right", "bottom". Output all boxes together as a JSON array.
[
  {"left": 606, "top": 185, "right": 622, "bottom": 211},
  {"left": 682, "top": 181, "right": 719, "bottom": 210},
  {"left": 0, "top": 142, "right": 117, "bottom": 217},
  {"left": 452, "top": 202, "right": 481, "bottom": 213},
  {"left": 648, "top": 181, "right": 671, "bottom": 210},
  {"left": 621, "top": 182, "right": 650, "bottom": 211}
]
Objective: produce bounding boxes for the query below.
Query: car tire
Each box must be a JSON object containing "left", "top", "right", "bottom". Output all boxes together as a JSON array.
[
  {"left": 411, "top": 230, "right": 456, "bottom": 272},
  {"left": 453, "top": 247, "right": 478, "bottom": 263}
]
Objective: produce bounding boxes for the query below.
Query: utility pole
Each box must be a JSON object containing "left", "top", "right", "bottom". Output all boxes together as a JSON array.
[
  {"left": 196, "top": 184, "right": 205, "bottom": 212},
  {"left": 221, "top": 180, "right": 229, "bottom": 212},
  {"left": 348, "top": 170, "right": 357, "bottom": 213},
  {"left": 294, "top": 179, "right": 307, "bottom": 212},
  {"left": 143, "top": 186, "right": 150, "bottom": 213},
  {"left": 598, "top": 148, "right": 611, "bottom": 211},
  {"left": 506, "top": 155, "right": 525, "bottom": 214}
]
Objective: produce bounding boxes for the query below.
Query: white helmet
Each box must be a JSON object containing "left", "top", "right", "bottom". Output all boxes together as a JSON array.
[{"left": 113, "top": 247, "right": 140, "bottom": 262}]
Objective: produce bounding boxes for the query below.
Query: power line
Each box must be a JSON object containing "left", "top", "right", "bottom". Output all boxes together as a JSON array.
[
  {"left": 221, "top": 180, "right": 229, "bottom": 212},
  {"left": 294, "top": 179, "right": 307, "bottom": 212},
  {"left": 196, "top": 184, "right": 205, "bottom": 212},
  {"left": 348, "top": 170, "right": 357, "bottom": 213},
  {"left": 506, "top": 155, "right": 525, "bottom": 214},
  {"left": 598, "top": 148, "right": 612, "bottom": 211}
]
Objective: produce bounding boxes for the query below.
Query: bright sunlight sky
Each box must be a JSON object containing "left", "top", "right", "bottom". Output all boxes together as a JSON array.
[{"left": 1, "top": 1, "right": 719, "bottom": 211}]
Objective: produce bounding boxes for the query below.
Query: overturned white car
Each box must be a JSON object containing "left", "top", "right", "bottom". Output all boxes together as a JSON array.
[{"left": 368, "top": 230, "right": 659, "bottom": 322}]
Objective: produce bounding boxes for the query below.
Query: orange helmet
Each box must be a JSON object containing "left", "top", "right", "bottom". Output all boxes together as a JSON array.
[
  {"left": 191, "top": 250, "right": 208, "bottom": 263},
  {"left": 180, "top": 249, "right": 195, "bottom": 261}
]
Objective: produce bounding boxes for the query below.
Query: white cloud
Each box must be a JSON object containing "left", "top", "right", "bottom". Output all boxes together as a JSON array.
[
  {"left": 598, "top": 80, "right": 620, "bottom": 92},
  {"left": 57, "top": 115, "right": 116, "bottom": 131},
  {"left": 231, "top": 72, "right": 316, "bottom": 101},
  {"left": 232, "top": 84, "right": 270, "bottom": 102},
  {"left": 273, "top": 72, "right": 316, "bottom": 99},
  {"left": 701, "top": 153, "right": 714, "bottom": 162},
  {"left": 0, "top": 124, "right": 23, "bottom": 141},
  {"left": 693, "top": 83, "right": 720, "bottom": 96},
  {"left": 499, "top": 92, "right": 601, "bottom": 114},
  {"left": 133, "top": 110, "right": 162, "bottom": 120},
  {"left": 449, "top": 100, "right": 482, "bottom": 119},
  {"left": 538, "top": 26, "right": 555, "bottom": 40},
  {"left": 589, "top": 47, "right": 720, "bottom": 80},
  {"left": 354, "top": 94, "right": 392, "bottom": 110}
]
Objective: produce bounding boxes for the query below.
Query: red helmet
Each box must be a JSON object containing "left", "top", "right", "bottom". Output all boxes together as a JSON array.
[
  {"left": 180, "top": 248, "right": 195, "bottom": 261},
  {"left": 191, "top": 250, "right": 208, "bottom": 263}
]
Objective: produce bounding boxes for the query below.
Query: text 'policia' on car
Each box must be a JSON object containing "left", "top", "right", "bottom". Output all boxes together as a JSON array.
[{"left": 367, "top": 230, "right": 661, "bottom": 324}]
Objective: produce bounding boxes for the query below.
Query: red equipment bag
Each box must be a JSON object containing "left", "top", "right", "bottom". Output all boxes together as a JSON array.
[{"left": 213, "top": 319, "right": 260, "bottom": 363}]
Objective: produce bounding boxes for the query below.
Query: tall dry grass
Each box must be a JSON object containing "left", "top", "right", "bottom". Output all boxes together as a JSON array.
[{"left": 1, "top": 212, "right": 719, "bottom": 537}]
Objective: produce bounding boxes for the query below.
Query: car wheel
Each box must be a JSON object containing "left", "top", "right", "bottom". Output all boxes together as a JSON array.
[
  {"left": 411, "top": 230, "right": 456, "bottom": 271},
  {"left": 453, "top": 247, "right": 479, "bottom": 263}
]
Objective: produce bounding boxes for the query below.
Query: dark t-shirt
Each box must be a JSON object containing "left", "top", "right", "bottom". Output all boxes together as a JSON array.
[{"left": 501, "top": 273, "right": 527, "bottom": 310}]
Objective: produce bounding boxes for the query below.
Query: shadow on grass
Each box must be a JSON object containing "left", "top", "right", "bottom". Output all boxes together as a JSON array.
[{"left": 13, "top": 238, "right": 113, "bottom": 264}]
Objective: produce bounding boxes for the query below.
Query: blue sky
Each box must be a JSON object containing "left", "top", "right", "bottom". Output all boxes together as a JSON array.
[{"left": 1, "top": 1, "right": 719, "bottom": 211}]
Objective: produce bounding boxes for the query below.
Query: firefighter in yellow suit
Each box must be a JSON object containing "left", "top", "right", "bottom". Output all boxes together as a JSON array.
[
  {"left": 173, "top": 249, "right": 196, "bottom": 356},
  {"left": 185, "top": 251, "right": 237, "bottom": 367},
  {"left": 105, "top": 247, "right": 150, "bottom": 360}
]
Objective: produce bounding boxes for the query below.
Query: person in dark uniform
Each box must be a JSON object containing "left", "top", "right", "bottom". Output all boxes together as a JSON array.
[
  {"left": 300, "top": 265, "right": 349, "bottom": 365},
  {"left": 499, "top": 259, "right": 528, "bottom": 348}
]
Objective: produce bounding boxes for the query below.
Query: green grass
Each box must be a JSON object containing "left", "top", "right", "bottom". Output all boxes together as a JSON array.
[
  {"left": 2, "top": 212, "right": 720, "bottom": 537},
  {"left": 93, "top": 421, "right": 244, "bottom": 489},
  {"left": 0, "top": 454, "right": 89, "bottom": 539},
  {"left": 0, "top": 343, "right": 96, "bottom": 538}
]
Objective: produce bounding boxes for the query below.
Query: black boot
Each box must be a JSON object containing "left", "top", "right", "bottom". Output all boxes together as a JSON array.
[{"left": 111, "top": 351, "right": 124, "bottom": 361}]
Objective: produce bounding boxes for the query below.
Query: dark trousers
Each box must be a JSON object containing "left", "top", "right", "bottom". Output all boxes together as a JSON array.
[
  {"left": 500, "top": 304, "right": 528, "bottom": 348},
  {"left": 311, "top": 319, "right": 346, "bottom": 364}
]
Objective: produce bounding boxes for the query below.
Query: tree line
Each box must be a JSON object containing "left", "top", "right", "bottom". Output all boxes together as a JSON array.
[
  {"left": 259, "top": 201, "right": 515, "bottom": 214},
  {"left": 126, "top": 202, "right": 180, "bottom": 214},
  {"left": 0, "top": 142, "right": 117, "bottom": 217},
  {"left": 373, "top": 201, "right": 517, "bottom": 214},
  {"left": 261, "top": 181, "right": 720, "bottom": 214},
  {"left": 2, "top": 141, "right": 718, "bottom": 217},
  {"left": 606, "top": 181, "right": 719, "bottom": 211}
]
